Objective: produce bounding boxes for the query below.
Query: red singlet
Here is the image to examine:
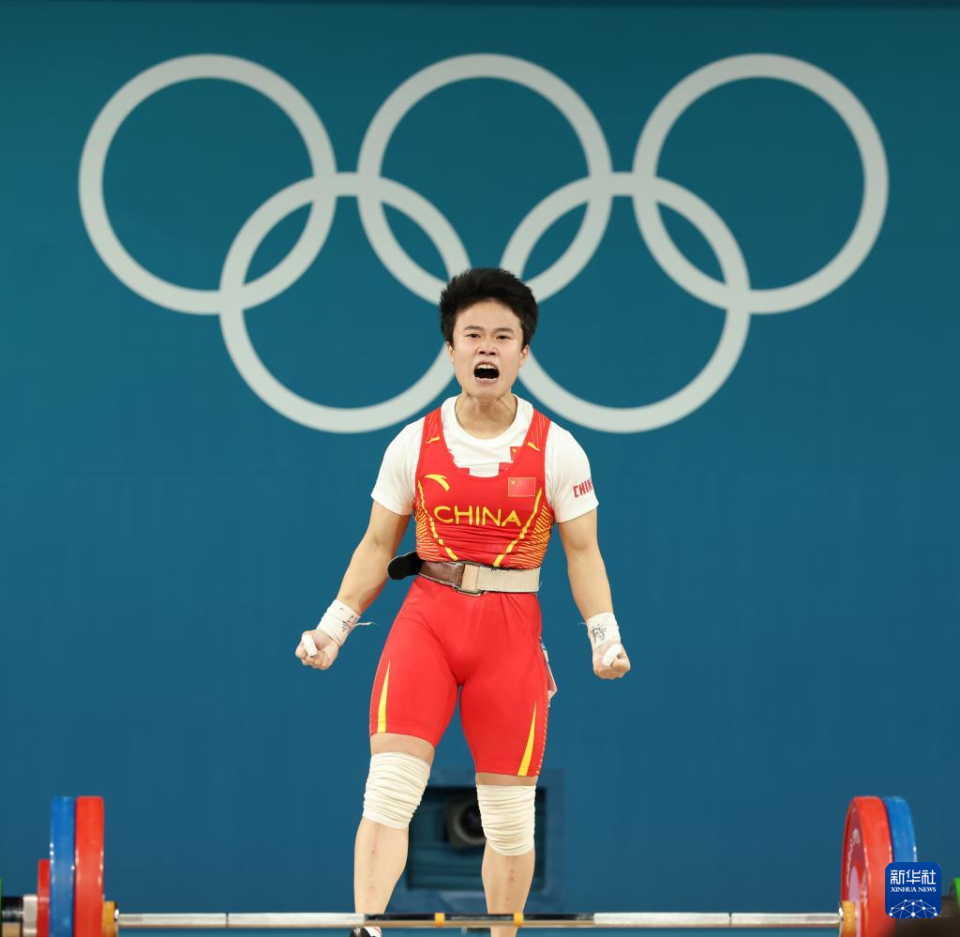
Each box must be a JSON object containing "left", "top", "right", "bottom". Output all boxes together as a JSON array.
[{"left": 369, "top": 404, "right": 555, "bottom": 776}]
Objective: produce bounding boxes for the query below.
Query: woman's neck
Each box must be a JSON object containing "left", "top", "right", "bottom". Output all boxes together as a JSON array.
[{"left": 454, "top": 392, "right": 518, "bottom": 439}]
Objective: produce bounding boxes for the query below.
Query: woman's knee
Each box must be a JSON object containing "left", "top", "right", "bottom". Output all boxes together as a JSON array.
[
  {"left": 475, "top": 775, "right": 536, "bottom": 856},
  {"left": 362, "top": 734, "right": 434, "bottom": 829}
]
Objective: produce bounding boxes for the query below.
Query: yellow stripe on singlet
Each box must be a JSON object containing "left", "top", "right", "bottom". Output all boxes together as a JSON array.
[
  {"left": 517, "top": 703, "right": 538, "bottom": 776},
  {"left": 418, "top": 479, "right": 460, "bottom": 561},
  {"left": 494, "top": 488, "right": 543, "bottom": 567},
  {"left": 377, "top": 662, "right": 391, "bottom": 734}
]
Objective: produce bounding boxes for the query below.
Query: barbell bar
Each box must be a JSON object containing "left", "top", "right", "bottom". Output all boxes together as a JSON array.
[{"left": 111, "top": 911, "right": 845, "bottom": 930}]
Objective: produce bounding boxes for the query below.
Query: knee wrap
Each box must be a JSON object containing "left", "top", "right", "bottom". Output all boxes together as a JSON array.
[
  {"left": 476, "top": 784, "right": 536, "bottom": 856},
  {"left": 362, "top": 752, "right": 431, "bottom": 829}
]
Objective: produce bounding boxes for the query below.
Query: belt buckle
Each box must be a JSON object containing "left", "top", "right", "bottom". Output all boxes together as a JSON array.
[{"left": 455, "top": 561, "right": 484, "bottom": 596}]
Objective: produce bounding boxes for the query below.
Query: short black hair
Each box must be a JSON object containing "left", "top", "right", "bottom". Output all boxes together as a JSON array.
[{"left": 439, "top": 268, "right": 538, "bottom": 348}]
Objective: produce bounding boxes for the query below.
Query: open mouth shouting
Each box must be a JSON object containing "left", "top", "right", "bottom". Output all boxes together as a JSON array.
[{"left": 473, "top": 362, "right": 500, "bottom": 385}]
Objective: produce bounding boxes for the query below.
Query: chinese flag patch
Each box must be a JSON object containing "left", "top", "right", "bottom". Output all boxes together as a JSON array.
[{"left": 508, "top": 476, "right": 536, "bottom": 498}]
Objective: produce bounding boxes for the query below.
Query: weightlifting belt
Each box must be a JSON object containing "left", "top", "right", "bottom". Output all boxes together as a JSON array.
[{"left": 419, "top": 560, "right": 541, "bottom": 596}]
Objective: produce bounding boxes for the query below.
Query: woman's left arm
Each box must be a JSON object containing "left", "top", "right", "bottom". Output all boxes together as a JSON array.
[{"left": 557, "top": 509, "right": 631, "bottom": 680}]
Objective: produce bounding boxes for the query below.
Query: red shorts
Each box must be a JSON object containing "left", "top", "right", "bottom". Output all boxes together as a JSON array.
[{"left": 369, "top": 576, "right": 549, "bottom": 777}]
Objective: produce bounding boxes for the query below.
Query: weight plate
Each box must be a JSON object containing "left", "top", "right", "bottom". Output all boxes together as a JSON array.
[
  {"left": 23, "top": 895, "right": 38, "bottom": 937},
  {"left": 881, "top": 796, "right": 918, "bottom": 863},
  {"left": 37, "top": 861, "right": 49, "bottom": 937},
  {"left": 841, "top": 796, "right": 894, "bottom": 937},
  {"left": 49, "top": 798, "right": 75, "bottom": 937},
  {"left": 74, "top": 798, "right": 104, "bottom": 937}
]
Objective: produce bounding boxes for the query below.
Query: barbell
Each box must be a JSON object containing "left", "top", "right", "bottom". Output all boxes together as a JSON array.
[{"left": 1, "top": 795, "right": 955, "bottom": 937}]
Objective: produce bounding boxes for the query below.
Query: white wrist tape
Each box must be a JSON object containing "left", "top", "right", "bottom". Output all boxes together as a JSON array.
[
  {"left": 585, "top": 612, "right": 623, "bottom": 666},
  {"left": 585, "top": 612, "right": 620, "bottom": 648},
  {"left": 316, "top": 599, "right": 361, "bottom": 647}
]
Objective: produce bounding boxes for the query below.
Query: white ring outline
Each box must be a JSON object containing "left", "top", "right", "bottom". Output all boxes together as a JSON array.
[
  {"left": 78, "top": 54, "right": 337, "bottom": 315},
  {"left": 508, "top": 173, "right": 751, "bottom": 433},
  {"left": 633, "top": 53, "right": 889, "bottom": 314},
  {"left": 219, "top": 173, "right": 464, "bottom": 433},
  {"left": 356, "top": 53, "right": 614, "bottom": 304}
]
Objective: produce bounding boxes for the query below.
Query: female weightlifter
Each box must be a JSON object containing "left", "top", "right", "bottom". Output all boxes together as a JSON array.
[{"left": 295, "top": 268, "right": 631, "bottom": 937}]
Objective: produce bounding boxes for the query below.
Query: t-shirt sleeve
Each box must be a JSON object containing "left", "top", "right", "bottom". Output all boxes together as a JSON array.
[
  {"left": 370, "top": 421, "right": 421, "bottom": 516},
  {"left": 546, "top": 425, "right": 599, "bottom": 523}
]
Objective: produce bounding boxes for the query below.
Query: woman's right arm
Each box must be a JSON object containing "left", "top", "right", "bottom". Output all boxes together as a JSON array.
[
  {"left": 337, "top": 502, "right": 412, "bottom": 613},
  {"left": 295, "top": 502, "right": 411, "bottom": 670}
]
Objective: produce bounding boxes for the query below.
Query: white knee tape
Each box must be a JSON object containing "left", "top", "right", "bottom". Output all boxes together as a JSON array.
[
  {"left": 362, "top": 752, "right": 431, "bottom": 829},
  {"left": 476, "top": 784, "right": 536, "bottom": 856}
]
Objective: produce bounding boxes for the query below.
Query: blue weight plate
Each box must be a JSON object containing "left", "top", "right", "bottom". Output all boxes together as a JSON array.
[
  {"left": 49, "top": 797, "right": 75, "bottom": 937},
  {"left": 882, "top": 795, "right": 918, "bottom": 863}
]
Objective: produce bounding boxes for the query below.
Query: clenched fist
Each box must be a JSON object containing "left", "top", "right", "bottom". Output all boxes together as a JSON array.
[
  {"left": 593, "top": 639, "right": 630, "bottom": 680},
  {"left": 585, "top": 612, "right": 630, "bottom": 681},
  {"left": 295, "top": 599, "right": 362, "bottom": 670},
  {"left": 295, "top": 629, "right": 340, "bottom": 670}
]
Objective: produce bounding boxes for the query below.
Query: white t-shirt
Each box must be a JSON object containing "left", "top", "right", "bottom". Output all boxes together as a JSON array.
[{"left": 371, "top": 396, "right": 599, "bottom": 523}]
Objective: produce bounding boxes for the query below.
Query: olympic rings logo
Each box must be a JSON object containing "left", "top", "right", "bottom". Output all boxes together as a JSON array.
[{"left": 78, "top": 53, "right": 888, "bottom": 434}]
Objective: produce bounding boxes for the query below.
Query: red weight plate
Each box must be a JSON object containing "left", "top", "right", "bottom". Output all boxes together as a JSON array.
[
  {"left": 37, "top": 860, "right": 50, "bottom": 937},
  {"left": 74, "top": 797, "right": 105, "bottom": 937},
  {"left": 841, "top": 796, "right": 894, "bottom": 937}
]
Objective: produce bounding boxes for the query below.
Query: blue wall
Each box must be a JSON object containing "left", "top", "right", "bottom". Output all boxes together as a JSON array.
[{"left": 1, "top": 0, "right": 957, "bottom": 920}]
